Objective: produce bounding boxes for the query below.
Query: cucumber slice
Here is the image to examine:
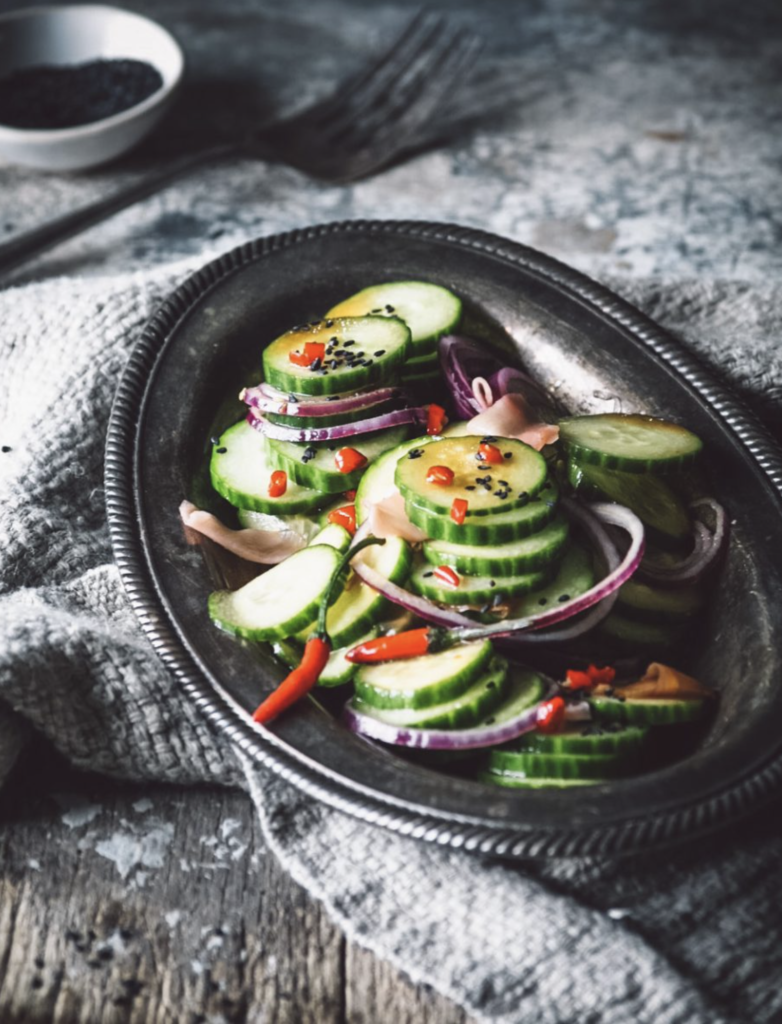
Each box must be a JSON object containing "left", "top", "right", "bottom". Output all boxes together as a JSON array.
[
  {"left": 514, "top": 722, "right": 649, "bottom": 755},
  {"left": 262, "top": 316, "right": 411, "bottom": 396},
  {"left": 479, "top": 773, "right": 603, "bottom": 789},
  {"left": 297, "top": 536, "right": 413, "bottom": 649},
  {"left": 209, "top": 544, "right": 343, "bottom": 641},
  {"left": 268, "top": 426, "right": 410, "bottom": 494},
  {"left": 404, "top": 350, "right": 439, "bottom": 373},
  {"left": 326, "top": 281, "right": 462, "bottom": 357},
  {"left": 616, "top": 578, "right": 704, "bottom": 622},
  {"left": 307, "top": 522, "right": 352, "bottom": 552},
  {"left": 354, "top": 639, "right": 495, "bottom": 710},
  {"left": 589, "top": 695, "right": 708, "bottom": 725},
  {"left": 406, "top": 482, "right": 559, "bottom": 544},
  {"left": 422, "top": 514, "right": 569, "bottom": 577},
  {"left": 559, "top": 414, "right": 703, "bottom": 474},
  {"left": 353, "top": 657, "right": 509, "bottom": 729},
  {"left": 409, "top": 560, "right": 554, "bottom": 605},
  {"left": 401, "top": 369, "right": 442, "bottom": 387},
  {"left": 598, "top": 612, "right": 685, "bottom": 650},
  {"left": 485, "top": 748, "right": 636, "bottom": 780},
  {"left": 395, "top": 435, "right": 548, "bottom": 517},
  {"left": 236, "top": 508, "right": 321, "bottom": 542},
  {"left": 273, "top": 627, "right": 379, "bottom": 688},
  {"left": 505, "top": 544, "right": 595, "bottom": 616},
  {"left": 480, "top": 668, "right": 547, "bottom": 725},
  {"left": 354, "top": 434, "right": 437, "bottom": 526},
  {"left": 568, "top": 460, "right": 691, "bottom": 549},
  {"left": 211, "top": 420, "right": 328, "bottom": 514}
]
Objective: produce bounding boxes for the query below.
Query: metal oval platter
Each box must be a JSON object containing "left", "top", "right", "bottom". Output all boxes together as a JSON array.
[{"left": 106, "top": 221, "right": 782, "bottom": 858}]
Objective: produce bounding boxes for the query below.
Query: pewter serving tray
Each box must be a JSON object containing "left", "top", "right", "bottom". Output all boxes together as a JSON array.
[{"left": 106, "top": 221, "right": 782, "bottom": 858}]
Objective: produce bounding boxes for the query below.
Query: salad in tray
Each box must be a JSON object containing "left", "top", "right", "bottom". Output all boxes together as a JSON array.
[{"left": 181, "top": 281, "right": 726, "bottom": 789}]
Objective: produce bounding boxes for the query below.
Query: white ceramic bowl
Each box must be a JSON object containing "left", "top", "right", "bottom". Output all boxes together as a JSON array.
[{"left": 0, "top": 4, "right": 184, "bottom": 171}]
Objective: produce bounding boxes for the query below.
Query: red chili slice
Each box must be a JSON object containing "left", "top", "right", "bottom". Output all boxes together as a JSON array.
[
  {"left": 565, "top": 669, "right": 594, "bottom": 691},
  {"left": 268, "top": 470, "right": 287, "bottom": 497},
  {"left": 426, "top": 403, "right": 447, "bottom": 436},
  {"left": 587, "top": 664, "right": 616, "bottom": 685},
  {"left": 426, "top": 465, "right": 455, "bottom": 486},
  {"left": 327, "top": 504, "right": 357, "bottom": 536},
  {"left": 335, "top": 448, "right": 368, "bottom": 474},
  {"left": 536, "top": 696, "right": 566, "bottom": 733},
  {"left": 433, "top": 565, "right": 461, "bottom": 589},
  {"left": 478, "top": 442, "right": 503, "bottom": 465},
  {"left": 450, "top": 498, "right": 468, "bottom": 525},
  {"left": 289, "top": 341, "right": 326, "bottom": 366}
]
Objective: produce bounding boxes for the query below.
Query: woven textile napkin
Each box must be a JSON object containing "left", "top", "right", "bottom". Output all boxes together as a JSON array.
[{"left": 2, "top": 257, "right": 782, "bottom": 1023}]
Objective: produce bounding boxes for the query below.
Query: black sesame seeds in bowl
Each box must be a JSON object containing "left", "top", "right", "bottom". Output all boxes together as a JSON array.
[{"left": 0, "top": 5, "right": 184, "bottom": 171}]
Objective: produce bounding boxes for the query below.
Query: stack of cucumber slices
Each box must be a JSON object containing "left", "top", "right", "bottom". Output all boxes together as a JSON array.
[{"left": 200, "top": 279, "right": 721, "bottom": 791}]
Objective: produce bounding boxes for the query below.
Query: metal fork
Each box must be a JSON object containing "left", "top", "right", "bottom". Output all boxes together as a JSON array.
[{"left": 0, "top": 12, "right": 482, "bottom": 277}]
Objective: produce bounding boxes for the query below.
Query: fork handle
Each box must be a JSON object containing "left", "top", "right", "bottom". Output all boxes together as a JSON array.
[{"left": 0, "top": 141, "right": 243, "bottom": 278}]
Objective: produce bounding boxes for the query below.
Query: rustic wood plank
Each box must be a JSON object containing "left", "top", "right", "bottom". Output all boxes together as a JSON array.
[{"left": 0, "top": 745, "right": 473, "bottom": 1023}]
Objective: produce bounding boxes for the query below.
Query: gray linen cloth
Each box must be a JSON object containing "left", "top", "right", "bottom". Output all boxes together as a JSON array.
[{"left": 2, "top": 257, "right": 782, "bottom": 1023}]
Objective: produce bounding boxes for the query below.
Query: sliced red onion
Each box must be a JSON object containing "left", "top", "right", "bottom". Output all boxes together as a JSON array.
[
  {"left": 341, "top": 687, "right": 556, "bottom": 750},
  {"left": 439, "top": 335, "right": 506, "bottom": 419},
  {"left": 247, "top": 406, "right": 428, "bottom": 443},
  {"left": 485, "top": 367, "right": 561, "bottom": 423},
  {"left": 242, "top": 383, "right": 406, "bottom": 417},
  {"left": 638, "top": 497, "right": 728, "bottom": 587},
  {"left": 350, "top": 500, "right": 645, "bottom": 640}
]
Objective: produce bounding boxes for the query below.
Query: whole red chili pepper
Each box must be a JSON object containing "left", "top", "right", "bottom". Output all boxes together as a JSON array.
[
  {"left": 346, "top": 626, "right": 453, "bottom": 663},
  {"left": 335, "top": 447, "right": 368, "bottom": 473},
  {"left": 426, "top": 403, "right": 447, "bottom": 435},
  {"left": 536, "top": 696, "right": 566, "bottom": 733},
  {"left": 327, "top": 504, "right": 357, "bottom": 536},
  {"left": 268, "top": 470, "right": 287, "bottom": 498},
  {"left": 451, "top": 497, "right": 468, "bottom": 525},
  {"left": 426, "top": 465, "right": 455, "bottom": 486},
  {"left": 478, "top": 442, "right": 503, "bottom": 465},
  {"left": 252, "top": 535, "right": 385, "bottom": 724}
]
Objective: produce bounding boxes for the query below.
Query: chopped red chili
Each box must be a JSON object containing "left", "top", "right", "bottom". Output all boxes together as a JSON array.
[
  {"left": 478, "top": 442, "right": 503, "bottom": 465},
  {"left": 426, "top": 403, "right": 447, "bottom": 435},
  {"left": 335, "top": 447, "right": 368, "bottom": 474},
  {"left": 426, "top": 465, "right": 455, "bottom": 486},
  {"left": 289, "top": 341, "right": 326, "bottom": 366},
  {"left": 433, "top": 564, "right": 461, "bottom": 589},
  {"left": 565, "top": 669, "right": 594, "bottom": 691},
  {"left": 267, "top": 470, "right": 287, "bottom": 498},
  {"left": 450, "top": 497, "right": 468, "bottom": 525},
  {"left": 587, "top": 664, "right": 616, "bottom": 685},
  {"left": 536, "top": 696, "right": 566, "bottom": 733},
  {"left": 327, "top": 504, "right": 357, "bottom": 536}
]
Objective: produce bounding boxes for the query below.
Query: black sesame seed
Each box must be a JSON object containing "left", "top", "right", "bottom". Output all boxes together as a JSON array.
[
  {"left": 324, "top": 319, "right": 334, "bottom": 328},
  {"left": 309, "top": 357, "right": 322, "bottom": 371},
  {"left": 498, "top": 480, "right": 508, "bottom": 486},
  {"left": 486, "top": 681, "right": 496, "bottom": 689},
  {"left": 489, "top": 580, "right": 496, "bottom": 588},
  {"left": 538, "top": 598, "right": 548, "bottom": 606},
  {"left": 374, "top": 350, "right": 386, "bottom": 357},
  {"left": 344, "top": 340, "right": 355, "bottom": 347},
  {"left": 423, "top": 571, "right": 434, "bottom": 577},
  {"left": 484, "top": 716, "right": 496, "bottom": 724},
  {"left": 327, "top": 395, "right": 339, "bottom": 401},
  {"left": 466, "top": 485, "right": 476, "bottom": 490},
  {"left": 481, "top": 436, "right": 498, "bottom": 444},
  {"left": 371, "top": 307, "right": 382, "bottom": 313},
  {"left": 216, "top": 446, "right": 227, "bottom": 454},
  {"left": 385, "top": 304, "right": 395, "bottom": 313},
  {"left": 479, "top": 464, "right": 491, "bottom": 471},
  {"left": 504, "top": 452, "right": 512, "bottom": 459},
  {"left": 407, "top": 448, "right": 424, "bottom": 459},
  {"left": 558, "top": 594, "right": 570, "bottom": 602}
]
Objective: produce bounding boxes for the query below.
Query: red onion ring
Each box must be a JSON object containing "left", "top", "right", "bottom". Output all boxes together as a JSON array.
[
  {"left": 247, "top": 406, "right": 428, "bottom": 443},
  {"left": 243, "top": 383, "right": 407, "bottom": 417},
  {"left": 350, "top": 499, "right": 645, "bottom": 640},
  {"left": 637, "top": 497, "right": 728, "bottom": 587},
  {"left": 341, "top": 684, "right": 556, "bottom": 750}
]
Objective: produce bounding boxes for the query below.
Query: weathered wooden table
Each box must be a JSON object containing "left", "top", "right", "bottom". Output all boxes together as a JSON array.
[{"left": 2, "top": 0, "right": 779, "bottom": 1019}]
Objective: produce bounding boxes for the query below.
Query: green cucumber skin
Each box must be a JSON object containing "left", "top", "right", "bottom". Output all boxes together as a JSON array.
[
  {"left": 208, "top": 546, "right": 345, "bottom": 642},
  {"left": 210, "top": 421, "right": 329, "bottom": 514},
  {"left": 598, "top": 612, "right": 686, "bottom": 651},
  {"left": 616, "top": 578, "right": 704, "bottom": 624},
  {"left": 422, "top": 515, "right": 569, "bottom": 577},
  {"left": 262, "top": 316, "right": 411, "bottom": 397},
  {"left": 354, "top": 639, "right": 495, "bottom": 711},
  {"left": 486, "top": 748, "right": 638, "bottom": 780},
  {"left": 589, "top": 696, "right": 708, "bottom": 726},
  {"left": 409, "top": 560, "right": 554, "bottom": 606},
  {"left": 267, "top": 426, "right": 410, "bottom": 494},
  {"left": 354, "top": 659, "right": 509, "bottom": 729},
  {"left": 326, "top": 541, "right": 413, "bottom": 649},
  {"left": 506, "top": 543, "right": 595, "bottom": 617},
  {"left": 514, "top": 723, "right": 650, "bottom": 756},
  {"left": 273, "top": 627, "right": 380, "bottom": 688},
  {"left": 481, "top": 670, "right": 546, "bottom": 725},
  {"left": 354, "top": 435, "right": 438, "bottom": 526},
  {"left": 406, "top": 487, "right": 558, "bottom": 544},
  {"left": 479, "top": 772, "right": 603, "bottom": 789},
  {"left": 559, "top": 414, "right": 703, "bottom": 475},
  {"left": 307, "top": 522, "right": 352, "bottom": 553}
]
